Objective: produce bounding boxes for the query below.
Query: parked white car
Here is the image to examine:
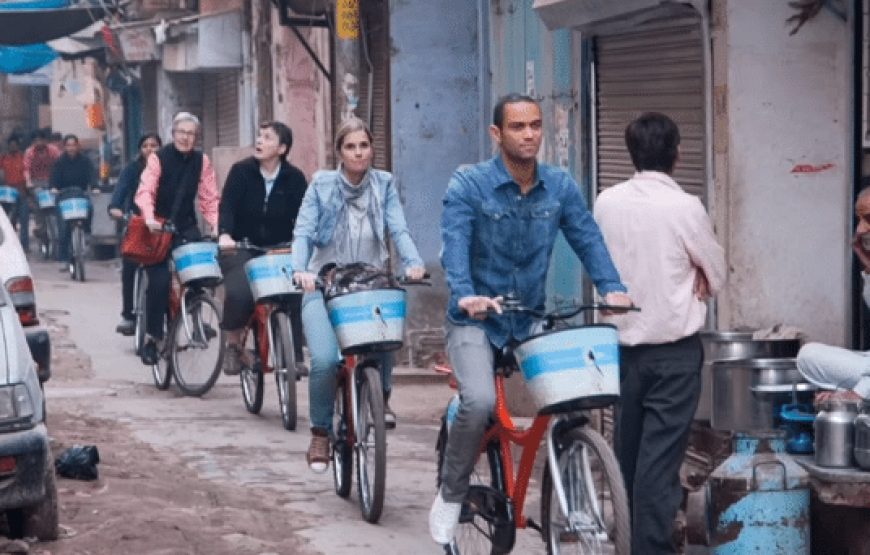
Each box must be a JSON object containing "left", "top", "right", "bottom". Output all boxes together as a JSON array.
[
  {"left": 0, "top": 208, "right": 50, "bottom": 383},
  {"left": 0, "top": 283, "right": 58, "bottom": 540}
]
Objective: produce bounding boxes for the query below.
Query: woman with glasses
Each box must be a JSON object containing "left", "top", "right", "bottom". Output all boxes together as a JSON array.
[{"left": 134, "top": 112, "right": 220, "bottom": 366}]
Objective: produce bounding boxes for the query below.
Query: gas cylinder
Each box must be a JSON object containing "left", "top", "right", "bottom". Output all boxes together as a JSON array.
[{"left": 708, "top": 430, "right": 810, "bottom": 554}]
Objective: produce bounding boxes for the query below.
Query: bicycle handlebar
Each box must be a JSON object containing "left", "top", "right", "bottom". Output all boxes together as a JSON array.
[
  {"left": 225, "top": 238, "right": 293, "bottom": 253},
  {"left": 478, "top": 292, "right": 639, "bottom": 328}
]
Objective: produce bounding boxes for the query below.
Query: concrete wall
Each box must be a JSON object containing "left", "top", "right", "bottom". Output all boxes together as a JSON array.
[
  {"left": 0, "top": 75, "right": 30, "bottom": 143},
  {"left": 720, "top": 0, "right": 853, "bottom": 344}
]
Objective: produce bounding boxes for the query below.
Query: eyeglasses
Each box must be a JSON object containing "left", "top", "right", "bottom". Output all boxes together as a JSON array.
[{"left": 173, "top": 129, "right": 197, "bottom": 138}]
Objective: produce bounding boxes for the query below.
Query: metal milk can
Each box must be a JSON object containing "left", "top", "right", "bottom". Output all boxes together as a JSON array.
[
  {"left": 814, "top": 398, "right": 859, "bottom": 468},
  {"left": 854, "top": 401, "right": 870, "bottom": 470},
  {"left": 708, "top": 431, "right": 810, "bottom": 554}
]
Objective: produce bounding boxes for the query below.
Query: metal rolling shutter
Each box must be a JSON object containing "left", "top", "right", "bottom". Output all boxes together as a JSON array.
[
  {"left": 594, "top": 14, "right": 706, "bottom": 202},
  {"left": 216, "top": 70, "right": 240, "bottom": 147},
  {"left": 362, "top": 0, "right": 390, "bottom": 171}
]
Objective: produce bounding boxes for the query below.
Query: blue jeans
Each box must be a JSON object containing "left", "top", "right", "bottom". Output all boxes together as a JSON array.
[{"left": 301, "top": 290, "right": 393, "bottom": 430}]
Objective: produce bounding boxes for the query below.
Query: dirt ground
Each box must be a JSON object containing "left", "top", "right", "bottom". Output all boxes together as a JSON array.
[{"left": 17, "top": 314, "right": 322, "bottom": 555}]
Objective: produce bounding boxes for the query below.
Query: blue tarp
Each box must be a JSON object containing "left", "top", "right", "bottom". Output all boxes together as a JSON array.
[
  {"left": 0, "top": 0, "right": 71, "bottom": 11},
  {"left": 0, "top": 43, "right": 58, "bottom": 74}
]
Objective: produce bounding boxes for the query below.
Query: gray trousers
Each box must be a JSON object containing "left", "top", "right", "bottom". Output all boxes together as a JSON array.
[
  {"left": 439, "top": 322, "right": 497, "bottom": 503},
  {"left": 615, "top": 333, "right": 703, "bottom": 555}
]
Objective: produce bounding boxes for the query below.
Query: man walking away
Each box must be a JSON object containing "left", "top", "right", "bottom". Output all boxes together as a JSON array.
[{"left": 594, "top": 112, "right": 726, "bottom": 555}]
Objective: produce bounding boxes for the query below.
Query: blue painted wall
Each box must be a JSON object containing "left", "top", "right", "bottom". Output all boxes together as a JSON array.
[{"left": 390, "top": 0, "right": 481, "bottom": 264}]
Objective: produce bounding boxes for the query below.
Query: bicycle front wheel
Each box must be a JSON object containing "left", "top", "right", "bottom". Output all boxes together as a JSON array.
[
  {"left": 356, "top": 364, "right": 386, "bottom": 523},
  {"left": 71, "top": 225, "right": 86, "bottom": 281},
  {"left": 541, "top": 425, "right": 630, "bottom": 555},
  {"left": 171, "top": 293, "right": 224, "bottom": 397},
  {"left": 134, "top": 269, "right": 148, "bottom": 356},
  {"left": 151, "top": 333, "right": 173, "bottom": 390},
  {"left": 272, "top": 311, "right": 296, "bottom": 431}
]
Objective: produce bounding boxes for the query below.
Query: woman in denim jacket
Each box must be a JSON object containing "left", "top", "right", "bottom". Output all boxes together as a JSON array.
[{"left": 292, "top": 117, "right": 425, "bottom": 473}]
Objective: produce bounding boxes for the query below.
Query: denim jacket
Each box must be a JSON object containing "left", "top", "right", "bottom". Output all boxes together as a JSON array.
[
  {"left": 440, "top": 156, "right": 626, "bottom": 348},
  {"left": 291, "top": 168, "right": 424, "bottom": 273}
]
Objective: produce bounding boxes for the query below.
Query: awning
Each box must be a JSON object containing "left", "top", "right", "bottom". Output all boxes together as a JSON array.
[
  {"left": 0, "top": 44, "right": 58, "bottom": 74},
  {"left": 48, "top": 20, "right": 108, "bottom": 61},
  {"left": 0, "top": 4, "right": 115, "bottom": 46},
  {"left": 532, "top": 0, "right": 700, "bottom": 32}
]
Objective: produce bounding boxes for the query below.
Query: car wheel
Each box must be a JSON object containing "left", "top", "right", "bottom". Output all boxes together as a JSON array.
[{"left": 8, "top": 449, "right": 59, "bottom": 541}]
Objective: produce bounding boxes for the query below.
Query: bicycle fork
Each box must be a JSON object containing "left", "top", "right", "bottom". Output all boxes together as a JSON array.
[{"left": 545, "top": 417, "right": 608, "bottom": 540}]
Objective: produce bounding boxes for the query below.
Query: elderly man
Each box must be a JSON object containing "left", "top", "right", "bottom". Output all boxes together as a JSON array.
[
  {"left": 134, "top": 112, "right": 220, "bottom": 366},
  {"left": 796, "top": 187, "right": 870, "bottom": 402}
]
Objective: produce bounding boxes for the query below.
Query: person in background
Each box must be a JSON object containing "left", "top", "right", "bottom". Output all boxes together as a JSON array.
[
  {"left": 292, "top": 116, "right": 425, "bottom": 474},
  {"left": 431, "top": 93, "right": 632, "bottom": 546},
  {"left": 217, "top": 121, "right": 307, "bottom": 376},
  {"left": 50, "top": 134, "right": 96, "bottom": 271},
  {"left": 594, "top": 112, "right": 726, "bottom": 555},
  {"left": 23, "top": 128, "right": 62, "bottom": 251},
  {"left": 108, "top": 132, "right": 162, "bottom": 336},
  {"left": 796, "top": 186, "right": 870, "bottom": 403},
  {"left": 0, "top": 137, "right": 28, "bottom": 252},
  {"left": 135, "top": 112, "right": 220, "bottom": 366}
]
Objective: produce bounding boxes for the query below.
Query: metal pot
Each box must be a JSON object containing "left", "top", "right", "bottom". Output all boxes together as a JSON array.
[
  {"left": 711, "top": 358, "right": 813, "bottom": 431},
  {"left": 815, "top": 398, "right": 859, "bottom": 468},
  {"left": 698, "top": 331, "right": 801, "bottom": 423},
  {"left": 853, "top": 401, "right": 870, "bottom": 470}
]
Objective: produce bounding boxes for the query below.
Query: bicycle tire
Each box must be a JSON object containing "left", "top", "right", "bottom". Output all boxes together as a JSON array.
[
  {"left": 134, "top": 269, "right": 148, "bottom": 356},
  {"left": 332, "top": 376, "right": 353, "bottom": 498},
  {"left": 71, "top": 225, "right": 86, "bottom": 281},
  {"left": 436, "top": 417, "right": 514, "bottom": 555},
  {"left": 172, "top": 294, "right": 224, "bottom": 397},
  {"left": 241, "top": 326, "right": 264, "bottom": 413},
  {"left": 356, "top": 364, "right": 386, "bottom": 523},
  {"left": 272, "top": 311, "right": 297, "bottom": 431},
  {"left": 151, "top": 333, "right": 173, "bottom": 390},
  {"left": 541, "top": 425, "right": 630, "bottom": 555},
  {"left": 42, "top": 213, "right": 58, "bottom": 261}
]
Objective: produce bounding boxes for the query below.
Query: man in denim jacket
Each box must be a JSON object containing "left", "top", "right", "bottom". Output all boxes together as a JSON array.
[{"left": 430, "top": 93, "right": 633, "bottom": 545}]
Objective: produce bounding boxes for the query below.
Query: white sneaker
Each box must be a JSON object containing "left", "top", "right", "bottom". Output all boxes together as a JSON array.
[{"left": 429, "top": 491, "right": 462, "bottom": 545}]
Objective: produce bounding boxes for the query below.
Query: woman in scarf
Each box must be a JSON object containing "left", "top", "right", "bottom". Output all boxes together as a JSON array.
[
  {"left": 292, "top": 117, "right": 425, "bottom": 473},
  {"left": 109, "top": 132, "right": 162, "bottom": 336}
]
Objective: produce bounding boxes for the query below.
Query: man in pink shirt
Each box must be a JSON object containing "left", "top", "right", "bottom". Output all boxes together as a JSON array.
[
  {"left": 23, "top": 129, "right": 62, "bottom": 253},
  {"left": 594, "top": 112, "right": 726, "bottom": 555},
  {"left": 135, "top": 112, "right": 219, "bottom": 366}
]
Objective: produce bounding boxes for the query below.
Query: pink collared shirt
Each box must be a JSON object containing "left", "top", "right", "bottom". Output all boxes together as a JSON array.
[
  {"left": 135, "top": 151, "right": 219, "bottom": 230},
  {"left": 594, "top": 171, "right": 726, "bottom": 346}
]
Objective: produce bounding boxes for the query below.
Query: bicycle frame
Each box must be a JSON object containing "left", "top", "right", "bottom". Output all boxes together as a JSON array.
[
  {"left": 242, "top": 302, "right": 281, "bottom": 375},
  {"left": 338, "top": 354, "right": 362, "bottom": 446},
  {"left": 478, "top": 372, "right": 552, "bottom": 531}
]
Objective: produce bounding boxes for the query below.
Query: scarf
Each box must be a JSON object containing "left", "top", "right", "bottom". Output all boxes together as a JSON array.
[{"left": 332, "top": 166, "right": 386, "bottom": 266}]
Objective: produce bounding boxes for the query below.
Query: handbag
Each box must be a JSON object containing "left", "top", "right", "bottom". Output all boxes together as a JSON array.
[
  {"left": 120, "top": 167, "right": 195, "bottom": 266},
  {"left": 120, "top": 215, "right": 173, "bottom": 266}
]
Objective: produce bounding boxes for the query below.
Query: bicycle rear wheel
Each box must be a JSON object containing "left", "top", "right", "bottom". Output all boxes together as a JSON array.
[
  {"left": 332, "top": 375, "right": 353, "bottom": 498},
  {"left": 541, "top": 425, "right": 630, "bottom": 555},
  {"left": 272, "top": 311, "right": 297, "bottom": 431},
  {"left": 71, "top": 225, "right": 86, "bottom": 281},
  {"left": 134, "top": 269, "right": 148, "bottom": 356},
  {"left": 356, "top": 364, "right": 386, "bottom": 523},
  {"left": 171, "top": 293, "right": 224, "bottom": 397}
]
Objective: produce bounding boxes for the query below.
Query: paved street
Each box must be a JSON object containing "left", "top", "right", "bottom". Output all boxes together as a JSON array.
[{"left": 32, "top": 256, "right": 546, "bottom": 554}]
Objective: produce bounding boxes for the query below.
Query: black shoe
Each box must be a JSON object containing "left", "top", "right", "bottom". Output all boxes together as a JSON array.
[
  {"left": 116, "top": 319, "right": 136, "bottom": 336},
  {"left": 141, "top": 340, "right": 159, "bottom": 366}
]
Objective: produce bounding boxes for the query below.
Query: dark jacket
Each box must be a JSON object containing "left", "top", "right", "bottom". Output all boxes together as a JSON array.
[
  {"left": 218, "top": 156, "right": 307, "bottom": 247},
  {"left": 154, "top": 144, "right": 202, "bottom": 235},
  {"left": 49, "top": 153, "right": 94, "bottom": 191},
  {"left": 109, "top": 158, "right": 146, "bottom": 215}
]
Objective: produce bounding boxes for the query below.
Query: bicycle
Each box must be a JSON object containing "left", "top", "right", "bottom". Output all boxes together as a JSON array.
[
  {"left": 133, "top": 263, "right": 148, "bottom": 356},
  {"left": 434, "top": 295, "right": 635, "bottom": 555},
  {"left": 225, "top": 240, "right": 302, "bottom": 431},
  {"left": 34, "top": 188, "right": 59, "bottom": 261},
  {"left": 148, "top": 237, "right": 225, "bottom": 396},
  {"left": 322, "top": 269, "right": 429, "bottom": 524},
  {"left": 57, "top": 189, "right": 90, "bottom": 281},
  {"left": 0, "top": 186, "right": 19, "bottom": 227}
]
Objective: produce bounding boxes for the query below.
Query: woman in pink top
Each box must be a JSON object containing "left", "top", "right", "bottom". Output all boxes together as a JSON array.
[{"left": 134, "top": 112, "right": 219, "bottom": 366}]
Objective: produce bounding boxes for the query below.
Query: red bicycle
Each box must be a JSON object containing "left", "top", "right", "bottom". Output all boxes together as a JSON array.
[
  {"left": 435, "top": 295, "right": 634, "bottom": 555},
  {"left": 228, "top": 241, "right": 302, "bottom": 431}
]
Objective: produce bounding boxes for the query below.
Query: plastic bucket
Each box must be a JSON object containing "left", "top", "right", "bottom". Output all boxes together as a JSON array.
[
  {"left": 36, "top": 189, "right": 55, "bottom": 209},
  {"left": 58, "top": 197, "right": 89, "bottom": 221},
  {"left": 244, "top": 253, "right": 298, "bottom": 302},
  {"left": 514, "top": 324, "right": 620, "bottom": 414},
  {"left": 326, "top": 288, "right": 407, "bottom": 355},
  {"left": 172, "top": 242, "right": 221, "bottom": 285},
  {"left": 0, "top": 186, "right": 18, "bottom": 204}
]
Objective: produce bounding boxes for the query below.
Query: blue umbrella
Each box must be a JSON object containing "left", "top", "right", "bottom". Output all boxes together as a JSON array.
[{"left": 0, "top": 43, "right": 58, "bottom": 74}]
